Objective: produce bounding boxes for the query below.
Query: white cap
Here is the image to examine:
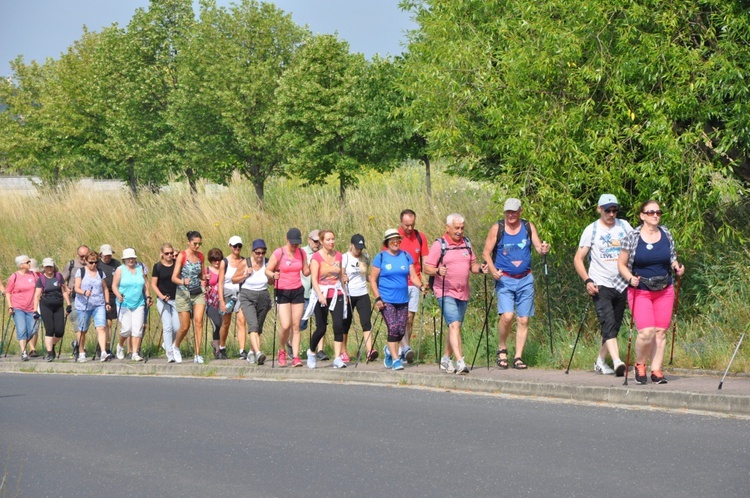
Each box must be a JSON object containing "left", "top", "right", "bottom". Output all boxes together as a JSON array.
[
  {"left": 99, "top": 244, "right": 114, "bottom": 256},
  {"left": 598, "top": 194, "right": 618, "bottom": 209},
  {"left": 228, "top": 236, "right": 243, "bottom": 247},
  {"left": 42, "top": 258, "right": 55, "bottom": 268},
  {"left": 503, "top": 198, "right": 521, "bottom": 211}
]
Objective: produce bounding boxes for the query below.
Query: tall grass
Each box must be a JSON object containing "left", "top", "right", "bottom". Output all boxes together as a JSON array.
[{"left": 0, "top": 165, "right": 747, "bottom": 373}]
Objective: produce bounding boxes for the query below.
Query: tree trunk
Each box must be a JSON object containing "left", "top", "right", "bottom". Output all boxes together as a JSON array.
[
  {"left": 254, "top": 178, "right": 264, "bottom": 205},
  {"left": 186, "top": 167, "right": 199, "bottom": 209},
  {"left": 422, "top": 154, "right": 432, "bottom": 201},
  {"left": 339, "top": 174, "right": 346, "bottom": 205},
  {"left": 127, "top": 158, "right": 138, "bottom": 198}
]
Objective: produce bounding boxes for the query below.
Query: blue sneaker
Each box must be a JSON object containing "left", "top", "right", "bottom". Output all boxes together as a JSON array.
[
  {"left": 392, "top": 359, "right": 404, "bottom": 371},
  {"left": 383, "top": 345, "right": 393, "bottom": 369}
]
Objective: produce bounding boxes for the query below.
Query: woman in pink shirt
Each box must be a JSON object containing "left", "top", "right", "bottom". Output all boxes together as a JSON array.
[
  {"left": 265, "top": 228, "right": 310, "bottom": 367},
  {"left": 5, "top": 255, "right": 39, "bottom": 361}
]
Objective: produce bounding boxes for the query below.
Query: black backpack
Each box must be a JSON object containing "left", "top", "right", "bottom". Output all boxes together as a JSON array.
[{"left": 490, "top": 219, "right": 532, "bottom": 262}]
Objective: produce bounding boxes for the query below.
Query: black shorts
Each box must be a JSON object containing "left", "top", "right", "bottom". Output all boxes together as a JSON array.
[
  {"left": 275, "top": 286, "right": 305, "bottom": 305},
  {"left": 106, "top": 294, "right": 118, "bottom": 320}
]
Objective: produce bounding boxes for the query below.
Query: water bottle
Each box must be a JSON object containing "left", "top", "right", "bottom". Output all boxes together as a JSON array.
[{"left": 220, "top": 296, "right": 235, "bottom": 315}]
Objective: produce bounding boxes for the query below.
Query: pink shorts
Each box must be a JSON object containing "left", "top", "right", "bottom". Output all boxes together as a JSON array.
[{"left": 628, "top": 286, "right": 675, "bottom": 330}]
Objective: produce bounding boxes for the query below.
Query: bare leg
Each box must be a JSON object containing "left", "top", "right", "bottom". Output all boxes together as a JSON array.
[
  {"left": 445, "top": 321, "right": 462, "bottom": 359},
  {"left": 193, "top": 304, "right": 205, "bottom": 357},
  {"left": 635, "top": 327, "right": 657, "bottom": 365},
  {"left": 291, "top": 302, "right": 304, "bottom": 357},
  {"left": 515, "top": 316, "right": 529, "bottom": 359}
]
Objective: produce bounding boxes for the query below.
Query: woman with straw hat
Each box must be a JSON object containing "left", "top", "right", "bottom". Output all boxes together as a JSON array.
[{"left": 112, "top": 248, "right": 152, "bottom": 362}]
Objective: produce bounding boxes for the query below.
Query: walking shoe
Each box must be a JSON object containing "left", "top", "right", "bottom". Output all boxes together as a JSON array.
[
  {"left": 77, "top": 353, "right": 88, "bottom": 363},
  {"left": 291, "top": 356, "right": 303, "bottom": 367},
  {"left": 116, "top": 345, "right": 125, "bottom": 360},
  {"left": 286, "top": 341, "right": 293, "bottom": 358},
  {"left": 29, "top": 350, "right": 39, "bottom": 358},
  {"left": 333, "top": 356, "right": 346, "bottom": 369},
  {"left": 219, "top": 348, "right": 228, "bottom": 360},
  {"left": 366, "top": 349, "right": 379, "bottom": 362},
  {"left": 307, "top": 349, "right": 317, "bottom": 369},
  {"left": 45, "top": 351, "right": 55, "bottom": 362},
  {"left": 383, "top": 345, "right": 393, "bottom": 369},
  {"left": 132, "top": 352, "right": 143, "bottom": 362},
  {"left": 316, "top": 350, "right": 329, "bottom": 361},
  {"left": 392, "top": 358, "right": 404, "bottom": 371},
  {"left": 125, "top": 353, "right": 132, "bottom": 360},
  {"left": 634, "top": 363, "right": 648, "bottom": 385},
  {"left": 403, "top": 346, "right": 415, "bottom": 364},
  {"left": 256, "top": 351, "right": 266, "bottom": 365},
  {"left": 440, "top": 356, "right": 456, "bottom": 373},
  {"left": 70, "top": 340, "right": 79, "bottom": 359},
  {"left": 456, "top": 358, "right": 469, "bottom": 375},
  {"left": 194, "top": 355, "right": 204, "bottom": 364},
  {"left": 651, "top": 370, "right": 668, "bottom": 384},
  {"left": 213, "top": 347, "right": 221, "bottom": 359},
  {"left": 166, "top": 347, "right": 175, "bottom": 363},
  {"left": 246, "top": 351, "right": 256, "bottom": 364},
  {"left": 278, "top": 349, "right": 287, "bottom": 367},
  {"left": 595, "top": 359, "right": 615, "bottom": 375},
  {"left": 238, "top": 350, "right": 248, "bottom": 360},
  {"left": 172, "top": 345, "right": 182, "bottom": 363},
  {"left": 614, "top": 359, "right": 626, "bottom": 377},
  {"left": 340, "top": 351, "right": 350, "bottom": 363},
  {"left": 21, "top": 351, "right": 29, "bottom": 361}
]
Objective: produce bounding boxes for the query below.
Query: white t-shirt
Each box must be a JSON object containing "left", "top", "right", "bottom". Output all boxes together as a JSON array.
[
  {"left": 342, "top": 252, "right": 368, "bottom": 297},
  {"left": 241, "top": 260, "right": 269, "bottom": 292},
  {"left": 578, "top": 219, "right": 633, "bottom": 288}
]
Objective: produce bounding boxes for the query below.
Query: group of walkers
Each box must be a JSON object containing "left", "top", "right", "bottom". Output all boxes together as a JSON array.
[{"left": 1, "top": 196, "right": 684, "bottom": 384}]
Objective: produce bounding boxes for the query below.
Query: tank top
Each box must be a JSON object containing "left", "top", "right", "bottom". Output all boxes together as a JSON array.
[
  {"left": 179, "top": 251, "right": 203, "bottom": 293},
  {"left": 241, "top": 260, "right": 269, "bottom": 292},
  {"left": 343, "top": 252, "right": 368, "bottom": 297},
  {"left": 272, "top": 247, "right": 304, "bottom": 290},
  {"left": 119, "top": 265, "right": 145, "bottom": 310},
  {"left": 223, "top": 258, "right": 240, "bottom": 296},
  {"left": 494, "top": 223, "right": 532, "bottom": 274},
  {"left": 75, "top": 268, "right": 106, "bottom": 310},
  {"left": 205, "top": 268, "right": 220, "bottom": 308}
]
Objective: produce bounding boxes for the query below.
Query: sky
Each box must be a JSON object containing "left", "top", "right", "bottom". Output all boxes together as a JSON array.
[{"left": 0, "top": 0, "right": 417, "bottom": 78}]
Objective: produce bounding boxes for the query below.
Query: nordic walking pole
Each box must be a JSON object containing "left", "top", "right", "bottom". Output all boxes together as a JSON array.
[
  {"left": 354, "top": 301, "right": 378, "bottom": 367},
  {"left": 623, "top": 288, "right": 637, "bottom": 386},
  {"left": 415, "top": 292, "right": 425, "bottom": 366},
  {"left": 668, "top": 274, "right": 682, "bottom": 365},
  {"left": 271, "top": 276, "right": 278, "bottom": 368},
  {"left": 565, "top": 299, "right": 592, "bottom": 374},
  {"left": 367, "top": 310, "right": 385, "bottom": 363},
  {"left": 0, "top": 316, "right": 12, "bottom": 359},
  {"left": 432, "top": 314, "right": 437, "bottom": 367},
  {"left": 437, "top": 275, "right": 446, "bottom": 370},
  {"left": 543, "top": 253, "right": 554, "bottom": 355},
  {"left": 470, "top": 288, "right": 495, "bottom": 370},
  {"left": 718, "top": 332, "right": 745, "bottom": 389},
  {"left": 3, "top": 319, "right": 15, "bottom": 357},
  {"left": 484, "top": 267, "right": 491, "bottom": 370}
]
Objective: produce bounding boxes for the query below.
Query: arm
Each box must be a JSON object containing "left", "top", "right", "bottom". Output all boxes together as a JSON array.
[
  {"left": 74, "top": 275, "right": 87, "bottom": 298},
  {"left": 143, "top": 270, "right": 152, "bottom": 306},
  {"left": 369, "top": 266, "right": 383, "bottom": 312},
  {"left": 310, "top": 258, "right": 325, "bottom": 304},
  {"left": 33, "top": 286, "right": 42, "bottom": 312},
  {"left": 112, "top": 268, "right": 123, "bottom": 302},
  {"left": 529, "top": 222, "right": 550, "bottom": 255},
  {"left": 151, "top": 274, "right": 165, "bottom": 301},
  {"left": 265, "top": 253, "right": 278, "bottom": 279},
  {"left": 618, "top": 249, "right": 639, "bottom": 288},
  {"left": 232, "top": 259, "right": 250, "bottom": 284},
  {"left": 482, "top": 223, "right": 501, "bottom": 280},
  {"left": 218, "top": 260, "right": 227, "bottom": 311},
  {"left": 171, "top": 253, "right": 185, "bottom": 286},
  {"left": 408, "top": 264, "right": 422, "bottom": 288},
  {"left": 573, "top": 246, "right": 597, "bottom": 295},
  {"left": 301, "top": 251, "right": 311, "bottom": 277}
]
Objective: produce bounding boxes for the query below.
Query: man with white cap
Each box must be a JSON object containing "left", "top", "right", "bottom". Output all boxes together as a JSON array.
[
  {"left": 482, "top": 198, "right": 550, "bottom": 370},
  {"left": 574, "top": 194, "right": 633, "bottom": 376}
]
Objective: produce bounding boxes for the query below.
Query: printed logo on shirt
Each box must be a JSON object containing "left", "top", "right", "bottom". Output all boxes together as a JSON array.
[{"left": 385, "top": 264, "right": 392, "bottom": 270}]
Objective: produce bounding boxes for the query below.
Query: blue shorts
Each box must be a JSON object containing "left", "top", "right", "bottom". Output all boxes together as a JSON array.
[
  {"left": 437, "top": 297, "right": 468, "bottom": 325},
  {"left": 13, "top": 310, "right": 37, "bottom": 341},
  {"left": 495, "top": 273, "right": 535, "bottom": 317},
  {"left": 77, "top": 305, "right": 107, "bottom": 331}
]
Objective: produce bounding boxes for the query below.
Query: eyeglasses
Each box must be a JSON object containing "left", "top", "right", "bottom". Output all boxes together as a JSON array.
[
  {"left": 86, "top": 261, "right": 97, "bottom": 265},
  {"left": 310, "top": 239, "right": 320, "bottom": 243},
  {"left": 254, "top": 250, "right": 266, "bottom": 255},
  {"left": 78, "top": 254, "right": 88, "bottom": 260},
  {"left": 388, "top": 239, "right": 402, "bottom": 244},
  {"left": 23, "top": 260, "right": 31, "bottom": 265},
  {"left": 643, "top": 210, "right": 663, "bottom": 216},
  {"left": 232, "top": 244, "right": 243, "bottom": 249},
  {"left": 604, "top": 208, "right": 619, "bottom": 214}
]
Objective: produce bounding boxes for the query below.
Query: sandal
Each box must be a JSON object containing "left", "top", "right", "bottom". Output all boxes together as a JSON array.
[
  {"left": 496, "top": 349, "right": 509, "bottom": 369},
  {"left": 513, "top": 357, "right": 528, "bottom": 370}
]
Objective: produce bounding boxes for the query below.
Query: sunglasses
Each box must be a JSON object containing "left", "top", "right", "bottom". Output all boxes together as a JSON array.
[
  {"left": 604, "top": 208, "right": 619, "bottom": 214},
  {"left": 643, "top": 210, "right": 663, "bottom": 216},
  {"left": 24, "top": 260, "right": 31, "bottom": 265},
  {"left": 191, "top": 241, "right": 202, "bottom": 246},
  {"left": 163, "top": 252, "right": 175, "bottom": 256},
  {"left": 232, "top": 244, "right": 243, "bottom": 249},
  {"left": 254, "top": 250, "right": 266, "bottom": 255},
  {"left": 86, "top": 261, "right": 97, "bottom": 265}
]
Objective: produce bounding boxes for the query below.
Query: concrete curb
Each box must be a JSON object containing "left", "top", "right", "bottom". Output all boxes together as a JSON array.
[{"left": 2, "top": 361, "right": 748, "bottom": 417}]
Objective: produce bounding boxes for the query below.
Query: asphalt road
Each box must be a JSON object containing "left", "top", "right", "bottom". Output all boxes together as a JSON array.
[{"left": 1, "top": 374, "right": 748, "bottom": 497}]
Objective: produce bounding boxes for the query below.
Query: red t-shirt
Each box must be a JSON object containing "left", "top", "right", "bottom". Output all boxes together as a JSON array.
[{"left": 397, "top": 228, "right": 429, "bottom": 284}]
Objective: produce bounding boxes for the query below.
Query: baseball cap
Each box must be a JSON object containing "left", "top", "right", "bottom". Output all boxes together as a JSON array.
[
  {"left": 42, "top": 258, "right": 55, "bottom": 268},
  {"left": 99, "top": 244, "right": 114, "bottom": 256},
  {"left": 228, "top": 235, "right": 243, "bottom": 247},
  {"left": 598, "top": 194, "right": 619, "bottom": 210},
  {"left": 504, "top": 198, "right": 522, "bottom": 211},
  {"left": 286, "top": 228, "right": 302, "bottom": 244},
  {"left": 308, "top": 229, "right": 320, "bottom": 242},
  {"left": 121, "top": 248, "right": 137, "bottom": 260},
  {"left": 351, "top": 234, "right": 366, "bottom": 249},
  {"left": 252, "top": 239, "right": 267, "bottom": 252}
]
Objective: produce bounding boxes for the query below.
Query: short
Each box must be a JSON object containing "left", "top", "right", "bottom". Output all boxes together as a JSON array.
[
  {"left": 223, "top": 293, "right": 241, "bottom": 314},
  {"left": 105, "top": 293, "right": 118, "bottom": 320},
  {"left": 175, "top": 287, "right": 205, "bottom": 313},
  {"left": 407, "top": 286, "right": 420, "bottom": 313},
  {"left": 495, "top": 273, "right": 535, "bottom": 317},
  {"left": 76, "top": 305, "right": 107, "bottom": 331},
  {"left": 13, "top": 310, "right": 37, "bottom": 341},
  {"left": 593, "top": 286, "right": 627, "bottom": 342},
  {"left": 276, "top": 286, "right": 305, "bottom": 305},
  {"left": 438, "top": 296, "right": 468, "bottom": 325},
  {"left": 629, "top": 286, "right": 674, "bottom": 330}
]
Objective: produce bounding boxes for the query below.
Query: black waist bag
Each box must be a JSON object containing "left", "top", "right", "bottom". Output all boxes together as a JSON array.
[
  {"left": 640, "top": 275, "right": 670, "bottom": 291},
  {"left": 189, "top": 286, "right": 203, "bottom": 296}
]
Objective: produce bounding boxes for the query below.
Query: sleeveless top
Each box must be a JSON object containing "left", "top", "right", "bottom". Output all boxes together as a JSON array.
[
  {"left": 493, "top": 223, "right": 532, "bottom": 274},
  {"left": 179, "top": 251, "right": 203, "bottom": 293},
  {"left": 241, "top": 260, "right": 269, "bottom": 292},
  {"left": 119, "top": 265, "right": 146, "bottom": 310},
  {"left": 75, "top": 268, "right": 106, "bottom": 310}
]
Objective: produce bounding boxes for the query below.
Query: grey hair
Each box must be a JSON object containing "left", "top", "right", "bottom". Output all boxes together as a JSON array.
[
  {"left": 15, "top": 255, "right": 30, "bottom": 268},
  {"left": 446, "top": 213, "right": 465, "bottom": 225}
]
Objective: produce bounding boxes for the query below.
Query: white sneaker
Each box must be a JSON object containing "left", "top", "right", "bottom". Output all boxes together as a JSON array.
[
  {"left": 172, "top": 345, "right": 182, "bottom": 363},
  {"left": 440, "top": 356, "right": 455, "bottom": 373},
  {"left": 307, "top": 349, "right": 316, "bottom": 369},
  {"left": 255, "top": 351, "right": 266, "bottom": 365},
  {"left": 456, "top": 358, "right": 469, "bottom": 375},
  {"left": 116, "top": 344, "right": 125, "bottom": 360},
  {"left": 166, "top": 348, "right": 175, "bottom": 363},
  {"left": 246, "top": 351, "right": 256, "bottom": 364},
  {"left": 333, "top": 356, "right": 346, "bottom": 369},
  {"left": 613, "top": 359, "right": 626, "bottom": 377},
  {"left": 595, "top": 359, "right": 615, "bottom": 375},
  {"left": 77, "top": 353, "right": 88, "bottom": 363},
  {"left": 100, "top": 351, "right": 109, "bottom": 363},
  {"left": 132, "top": 352, "right": 143, "bottom": 362},
  {"left": 194, "top": 355, "right": 204, "bottom": 364}
]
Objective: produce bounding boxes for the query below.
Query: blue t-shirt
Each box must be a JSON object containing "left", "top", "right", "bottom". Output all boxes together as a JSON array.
[
  {"left": 633, "top": 229, "right": 671, "bottom": 284},
  {"left": 494, "top": 222, "right": 532, "bottom": 274},
  {"left": 372, "top": 250, "right": 413, "bottom": 304}
]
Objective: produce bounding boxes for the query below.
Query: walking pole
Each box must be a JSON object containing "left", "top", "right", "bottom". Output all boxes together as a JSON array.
[
  {"left": 58, "top": 307, "right": 71, "bottom": 359},
  {"left": 718, "top": 332, "right": 745, "bottom": 390},
  {"left": 271, "top": 279, "right": 278, "bottom": 368},
  {"left": 565, "top": 299, "right": 592, "bottom": 374},
  {"left": 354, "top": 301, "right": 378, "bottom": 367},
  {"left": 367, "top": 310, "right": 385, "bottom": 363},
  {"left": 437, "top": 276, "right": 446, "bottom": 371},
  {"left": 668, "top": 275, "right": 682, "bottom": 366},
  {"left": 3, "top": 319, "right": 15, "bottom": 357},
  {"left": 144, "top": 306, "right": 154, "bottom": 363},
  {"left": 623, "top": 288, "right": 637, "bottom": 386},
  {"left": 0, "top": 316, "right": 12, "bottom": 359},
  {"left": 415, "top": 293, "right": 425, "bottom": 366},
  {"left": 543, "top": 253, "right": 554, "bottom": 355},
  {"left": 470, "top": 271, "right": 494, "bottom": 370}
]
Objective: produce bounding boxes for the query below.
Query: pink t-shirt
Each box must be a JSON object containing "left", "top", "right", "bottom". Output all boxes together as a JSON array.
[
  {"left": 272, "top": 247, "right": 305, "bottom": 290},
  {"left": 6, "top": 271, "right": 37, "bottom": 312},
  {"left": 311, "top": 251, "right": 343, "bottom": 298},
  {"left": 424, "top": 235, "right": 476, "bottom": 301}
]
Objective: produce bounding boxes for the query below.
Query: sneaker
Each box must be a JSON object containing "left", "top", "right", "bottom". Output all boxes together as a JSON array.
[
  {"left": 219, "top": 348, "right": 228, "bottom": 360},
  {"left": 307, "top": 349, "right": 317, "bottom": 369},
  {"left": 100, "top": 351, "right": 109, "bottom": 362},
  {"left": 132, "top": 352, "right": 143, "bottom": 362},
  {"left": 392, "top": 358, "right": 404, "bottom": 371},
  {"left": 45, "top": 351, "right": 55, "bottom": 362},
  {"left": 278, "top": 349, "right": 287, "bottom": 367},
  {"left": 125, "top": 353, "right": 132, "bottom": 360},
  {"left": 316, "top": 350, "right": 329, "bottom": 361},
  {"left": 21, "top": 351, "right": 29, "bottom": 361},
  {"left": 404, "top": 347, "right": 415, "bottom": 364},
  {"left": 614, "top": 359, "right": 626, "bottom": 377},
  {"left": 172, "top": 345, "right": 182, "bottom": 363},
  {"left": 116, "top": 345, "right": 125, "bottom": 360},
  {"left": 29, "top": 350, "right": 39, "bottom": 358},
  {"left": 340, "top": 351, "right": 350, "bottom": 363},
  {"left": 166, "top": 347, "right": 175, "bottom": 363},
  {"left": 77, "top": 353, "right": 88, "bottom": 363},
  {"left": 246, "top": 351, "right": 256, "bottom": 364},
  {"left": 292, "top": 356, "right": 302, "bottom": 367},
  {"left": 456, "top": 358, "right": 469, "bottom": 375},
  {"left": 366, "top": 349, "right": 379, "bottom": 362},
  {"left": 383, "top": 345, "right": 393, "bottom": 369},
  {"left": 256, "top": 351, "right": 266, "bottom": 365},
  {"left": 651, "top": 370, "right": 668, "bottom": 384},
  {"left": 333, "top": 357, "right": 346, "bottom": 369},
  {"left": 595, "top": 359, "right": 615, "bottom": 375},
  {"left": 213, "top": 347, "right": 221, "bottom": 360},
  {"left": 70, "top": 340, "right": 78, "bottom": 359},
  {"left": 237, "top": 349, "right": 247, "bottom": 360},
  {"left": 634, "top": 363, "right": 648, "bottom": 385},
  {"left": 440, "top": 356, "right": 456, "bottom": 373}
]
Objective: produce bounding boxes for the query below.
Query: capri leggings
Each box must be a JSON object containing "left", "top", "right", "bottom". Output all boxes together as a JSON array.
[
  {"left": 383, "top": 302, "right": 408, "bottom": 343},
  {"left": 311, "top": 294, "right": 345, "bottom": 350},
  {"left": 206, "top": 305, "right": 222, "bottom": 341},
  {"left": 628, "top": 286, "right": 675, "bottom": 330},
  {"left": 342, "top": 294, "right": 372, "bottom": 334},
  {"left": 40, "top": 300, "right": 65, "bottom": 338}
]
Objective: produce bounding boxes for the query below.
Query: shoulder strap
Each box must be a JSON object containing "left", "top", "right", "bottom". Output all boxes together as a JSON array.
[
  {"left": 39, "top": 273, "right": 47, "bottom": 289},
  {"left": 223, "top": 257, "right": 229, "bottom": 270},
  {"left": 491, "top": 219, "right": 506, "bottom": 261},
  {"left": 415, "top": 231, "right": 424, "bottom": 268},
  {"left": 78, "top": 267, "right": 86, "bottom": 280},
  {"left": 68, "top": 260, "right": 75, "bottom": 275},
  {"left": 436, "top": 237, "right": 448, "bottom": 266}
]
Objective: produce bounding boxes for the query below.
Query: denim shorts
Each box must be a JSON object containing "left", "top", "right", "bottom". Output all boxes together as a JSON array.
[
  {"left": 77, "top": 305, "right": 107, "bottom": 331},
  {"left": 495, "top": 273, "right": 535, "bottom": 317},
  {"left": 437, "top": 296, "right": 468, "bottom": 325}
]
